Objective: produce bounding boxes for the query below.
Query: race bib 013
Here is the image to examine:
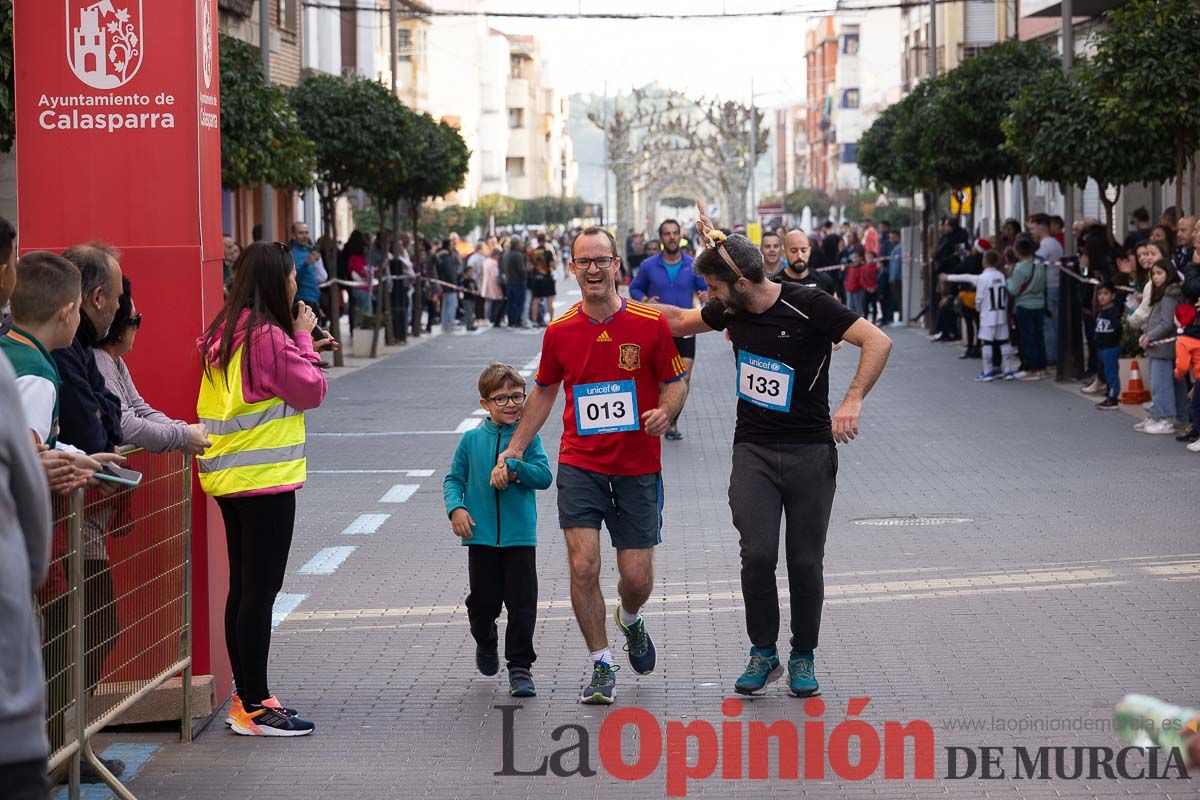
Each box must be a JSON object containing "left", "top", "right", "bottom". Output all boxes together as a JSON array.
[
  {"left": 736, "top": 350, "right": 794, "bottom": 412},
  {"left": 573, "top": 380, "right": 640, "bottom": 436}
]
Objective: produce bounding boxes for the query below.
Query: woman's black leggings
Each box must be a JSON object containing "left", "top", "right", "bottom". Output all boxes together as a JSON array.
[{"left": 217, "top": 492, "right": 296, "bottom": 705}]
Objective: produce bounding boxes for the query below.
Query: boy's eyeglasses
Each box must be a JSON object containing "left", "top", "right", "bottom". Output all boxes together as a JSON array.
[{"left": 486, "top": 393, "right": 526, "bottom": 407}]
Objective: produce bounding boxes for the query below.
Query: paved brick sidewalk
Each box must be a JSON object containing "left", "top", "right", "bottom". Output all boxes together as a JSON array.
[{"left": 102, "top": 316, "right": 1199, "bottom": 799}]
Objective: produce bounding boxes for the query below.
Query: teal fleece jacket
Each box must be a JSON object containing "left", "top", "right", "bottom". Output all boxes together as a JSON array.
[{"left": 442, "top": 419, "right": 552, "bottom": 547}]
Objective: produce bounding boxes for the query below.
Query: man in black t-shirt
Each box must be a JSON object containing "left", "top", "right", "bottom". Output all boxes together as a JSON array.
[
  {"left": 776, "top": 230, "right": 836, "bottom": 295},
  {"left": 652, "top": 231, "right": 892, "bottom": 700}
]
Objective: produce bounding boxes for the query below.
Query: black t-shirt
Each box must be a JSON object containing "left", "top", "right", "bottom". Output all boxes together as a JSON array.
[
  {"left": 772, "top": 266, "right": 836, "bottom": 296},
  {"left": 700, "top": 282, "right": 860, "bottom": 445},
  {"left": 1094, "top": 303, "right": 1123, "bottom": 349}
]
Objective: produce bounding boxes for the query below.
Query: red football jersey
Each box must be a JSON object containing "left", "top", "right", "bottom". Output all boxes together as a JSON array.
[{"left": 535, "top": 299, "right": 686, "bottom": 476}]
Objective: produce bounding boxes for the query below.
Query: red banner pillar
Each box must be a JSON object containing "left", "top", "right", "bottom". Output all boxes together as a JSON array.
[{"left": 14, "top": 0, "right": 230, "bottom": 703}]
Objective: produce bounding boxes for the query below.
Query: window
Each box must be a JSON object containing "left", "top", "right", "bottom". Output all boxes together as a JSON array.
[
  {"left": 841, "top": 143, "right": 858, "bottom": 164},
  {"left": 506, "top": 157, "right": 526, "bottom": 178},
  {"left": 508, "top": 108, "right": 525, "bottom": 129},
  {"left": 841, "top": 89, "right": 860, "bottom": 109},
  {"left": 398, "top": 28, "right": 412, "bottom": 62},
  {"left": 276, "top": 0, "right": 297, "bottom": 32},
  {"left": 510, "top": 55, "right": 526, "bottom": 79},
  {"left": 841, "top": 34, "right": 859, "bottom": 55}
]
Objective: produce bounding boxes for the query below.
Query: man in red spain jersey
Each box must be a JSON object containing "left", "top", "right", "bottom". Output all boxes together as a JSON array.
[{"left": 494, "top": 226, "right": 687, "bottom": 705}]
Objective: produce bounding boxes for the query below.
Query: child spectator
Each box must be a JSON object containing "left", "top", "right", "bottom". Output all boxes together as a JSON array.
[
  {"left": 1093, "top": 282, "right": 1123, "bottom": 410},
  {"left": 442, "top": 364, "right": 552, "bottom": 697},
  {"left": 1007, "top": 235, "right": 1047, "bottom": 380},
  {"left": 0, "top": 252, "right": 120, "bottom": 473},
  {"left": 943, "top": 250, "right": 1014, "bottom": 381},
  {"left": 843, "top": 247, "right": 865, "bottom": 315},
  {"left": 1136, "top": 260, "right": 1188, "bottom": 434},
  {"left": 860, "top": 249, "right": 880, "bottom": 324},
  {"left": 461, "top": 264, "right": 478, "bottom": 332}
]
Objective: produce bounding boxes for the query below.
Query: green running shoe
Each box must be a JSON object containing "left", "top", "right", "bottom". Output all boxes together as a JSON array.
[
  {"left": 614, "top": 604, "right": 656, "bottom": 675},
  {"left": 734, "top": 647, "right": 783, "bottom": 696},
  {"left": 580, "top": 661, "right": 618, "bottom": 705},
  {"left": 787, "top": 651, "right": 820, "bottom": 697}
]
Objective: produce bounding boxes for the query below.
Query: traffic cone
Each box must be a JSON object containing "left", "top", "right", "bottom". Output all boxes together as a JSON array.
[{"left": 1120, "top": 359, "right": 1151, "bottom": 404}]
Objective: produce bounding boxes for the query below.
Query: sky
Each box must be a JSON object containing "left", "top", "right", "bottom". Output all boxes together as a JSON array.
[{"left": 481, "top": 0, "right": 827, "bottom": 105}]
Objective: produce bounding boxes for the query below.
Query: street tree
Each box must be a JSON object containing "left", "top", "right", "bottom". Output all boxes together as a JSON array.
[
  {"left": 1088, "top": 0, "right": 1200, "bottom": 213},
  {"left": 0, "top": 1, "right": 13, "bottom": 154},
  {"left": 783, "top": 188, "right": 833, "bottom": 220},
  {"left": 291, "top": 74, "right": 409, "bottom": 240},
  {"left": 218, "top": 34, "right": 315, "bottom": 191},
  {"left": 1003, "top": 63, "right": 1175, "bottom": 232}
]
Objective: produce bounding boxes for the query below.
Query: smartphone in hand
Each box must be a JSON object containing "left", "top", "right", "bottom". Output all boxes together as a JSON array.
[{"left": 95, "top": 463, "right": 143, "bottom": 487}]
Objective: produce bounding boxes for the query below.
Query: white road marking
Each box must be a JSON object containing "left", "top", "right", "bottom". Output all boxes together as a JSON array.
[
  {"left": 312, "top": 431, "right": 467, "bottom": 437},
  {"left": 380, "top": 484, "right": 420, "bottom": 503},
  {"left": 455, "top": 418, "right": 482, "bottom": 433},
  {"left": 342, "top": 513, "right": 390, "bottom": 535},
  {"left": 271, "top": 593, "right": 307, "bottom": 628},
  {"left": 471, "top": 409, "right": 488, "bottom": 416},
  {"left": 310, "top": 469, "right": 435, "bottom": 476},
  {"left": 297, "top": 546, "right": 356, "bottom": 575}
]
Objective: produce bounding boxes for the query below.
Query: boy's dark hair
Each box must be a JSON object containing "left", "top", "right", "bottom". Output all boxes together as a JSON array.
[
  {"left": 1131, "top": 207, "right": 1150, "bottom": 224},
  {"left": 1049, "top": 215, "right": 1065, "bottom": 229},
  {"left": 1029, "top": 213, "right": 1051, "bottom": 229},
  {"left": 11, "top": 251, "right": 82, "bottom": 324},
  {"left": 982, "top": 250, "right": 1002, "bottom": 269},
  {"left": 0, "top": 216, "right": 15, "bottom": 264},
  {"left": 1013, "top": 234, "right": 1037, "bottom": 258},
  {"left": 478, "top": 363, "right": 526, "bottom": 398},
  {"left": 693, "top": 234, "right": 765, "bottom": 285},
  {"left": 1097, "top": 281, "right": 1117, "bottom": 296}
]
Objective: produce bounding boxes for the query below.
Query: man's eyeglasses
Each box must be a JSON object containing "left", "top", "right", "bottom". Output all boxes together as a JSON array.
[
  {"left": 486, "top": 392, "right": 526, "bottom": 407},
  {"left": 574, "top": 256, "right": 618, "bottom": 270},
  {"left": 128, "top": 314, "right": 143, "bottom": 329}
]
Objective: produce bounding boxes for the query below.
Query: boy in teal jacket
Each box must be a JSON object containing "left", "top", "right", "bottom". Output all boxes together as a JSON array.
[{"left": 443, "top": 364, "right": 552, "bottom": 697}]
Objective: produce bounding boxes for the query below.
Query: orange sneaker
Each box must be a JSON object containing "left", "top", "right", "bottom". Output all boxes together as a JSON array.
[
  {"left": 231, "top": 704, "right": 314, "bottom": 737},
  {"left": 225, "top": 693, "right": 297, "bottom": 726}
]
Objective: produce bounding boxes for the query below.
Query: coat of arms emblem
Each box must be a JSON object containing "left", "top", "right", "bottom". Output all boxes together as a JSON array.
[
  {"left": 618, "top": 344, "right": 641, "bottom": 372},
  {"left": 67, "top": 0, "right": 144, "bottom": 90}
]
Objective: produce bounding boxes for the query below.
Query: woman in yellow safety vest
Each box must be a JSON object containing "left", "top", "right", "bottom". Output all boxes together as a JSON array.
[{"left": 196, "top": 241, "right": 330, "bottom": 737}]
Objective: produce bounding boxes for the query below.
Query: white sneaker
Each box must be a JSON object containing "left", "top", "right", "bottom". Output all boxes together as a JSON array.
[
  {"left": 1017, "top": 370, "right": 1045, "bottom": 382},
  {"left": 1141, "top": 400, "right": 1154, "bottom": 410},
  {"left": 1013, "top": 370, "right": 1029, "bottom": 379},
  {"left": 1081, "top": 378, "right": 1107, "bottom": 395},
  {"left": 1188, "top": 439, "right": 1200, "bottom": 453},
  {"left": 1133, "top": 418, "right": 1151, "bottom": 432},
  {"left": 1002, "top": 371, "right": 1016, "bottom": 381},
  {"left": 1144, "top": 419, "right": 1177, "bottom": 435}
]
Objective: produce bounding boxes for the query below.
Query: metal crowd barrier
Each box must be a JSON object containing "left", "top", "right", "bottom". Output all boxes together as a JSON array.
[{"left": 37, "top": 448, "right": 193, "bottom": 800}]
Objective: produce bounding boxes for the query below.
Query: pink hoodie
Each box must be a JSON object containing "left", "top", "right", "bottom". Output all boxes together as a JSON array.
[{"left": 198, "top": 309, "right": 327, "bottom": 496}]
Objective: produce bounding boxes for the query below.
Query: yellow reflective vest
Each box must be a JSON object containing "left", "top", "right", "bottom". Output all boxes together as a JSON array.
[{"left": 196, "top": 344, "right": 306, "bottom": 496}]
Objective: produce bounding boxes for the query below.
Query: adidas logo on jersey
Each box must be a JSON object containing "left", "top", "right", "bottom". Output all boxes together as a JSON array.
[{"left": 595, "top": 331, "right": 612, "bottom": 342}]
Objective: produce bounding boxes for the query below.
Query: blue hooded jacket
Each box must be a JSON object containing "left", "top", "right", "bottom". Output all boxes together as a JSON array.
[{"left": 442, "top": 419, "right": 552, "bottom": 547}]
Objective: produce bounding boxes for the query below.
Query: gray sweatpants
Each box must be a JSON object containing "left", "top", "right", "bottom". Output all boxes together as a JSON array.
[{"left": 728, "top": 441, "right": 838, "bottom": 653}]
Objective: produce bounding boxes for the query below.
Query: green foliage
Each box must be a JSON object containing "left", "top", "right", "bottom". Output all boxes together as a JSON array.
[
  {"left": 1003, "top": 63, "right": 1174, "bottom": 225},
  {"left": 858, "top": 81, "right": 939, "bottom": 194},
  {"left": 0, "top": 1, "right": 12, "bottom": 154},
  {"left": 291, "top": 73, "right": 411, "bottom": 201},
  {"left": 923, "top": 40, "right": 1059, "bottom": 188},
  {"left": 1089, "top": 0, "right": 1200, "bottom": 206},
  {"left": 783, "top": 187, "right": 833, "bottom": 219},
  {"left": 218, "top": 34, "right": 315, "bottom": 190},
  {"left": 871, "top": 204, "right": 913, "bottom": 230}
]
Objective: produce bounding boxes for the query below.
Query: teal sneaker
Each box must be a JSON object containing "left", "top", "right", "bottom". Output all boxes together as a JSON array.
[
  {"left": 614, "top": 604, "right": 656, "bottom": 675},
  {"left": 580, "top": 661, "right": 618, "bottom": 705},
  {"left": 734, "top": 647, "right": 783, "bottom": 696},
  {"left": 787, "top": 651, "right": 820, "bottom": 697}
]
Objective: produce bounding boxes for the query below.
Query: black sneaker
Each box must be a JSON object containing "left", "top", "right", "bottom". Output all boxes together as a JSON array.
[
  {"left": 1096, "top": 397, "right": 1120, "bottom": 410},
  {"left": 509, "top": 668, "right": 536, "bottom": 698},
  {"left": 75, "top": 757, "right": 125, "bottom": 784},
  {"left": 1176, "top": 426, "right": 1199, "bottom": 443},
  {"left": 476, "top": 645, "right": 499, "bottom": 677}
]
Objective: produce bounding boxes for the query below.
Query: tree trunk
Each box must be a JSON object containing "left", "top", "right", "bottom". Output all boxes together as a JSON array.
[
  {"left": 923, "top": 189, "right": 935, "bottom": 333},
  {"left": 1020, "top": 169, "right": 1030, "bottom": 222},
  {"left": 993, "top": 179, "right": 1003, "bottom": 243},
  {"left": 1176, "top": 135, "right": 1186, "bottom": 217},
  {"left": 1100, "top": 186, "right": 1120, "bottom": 241}
]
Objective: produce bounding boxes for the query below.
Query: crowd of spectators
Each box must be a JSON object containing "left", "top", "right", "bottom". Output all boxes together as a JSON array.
[{"left": 925, "top": 206, "right": 1200, "bottom": 451}]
